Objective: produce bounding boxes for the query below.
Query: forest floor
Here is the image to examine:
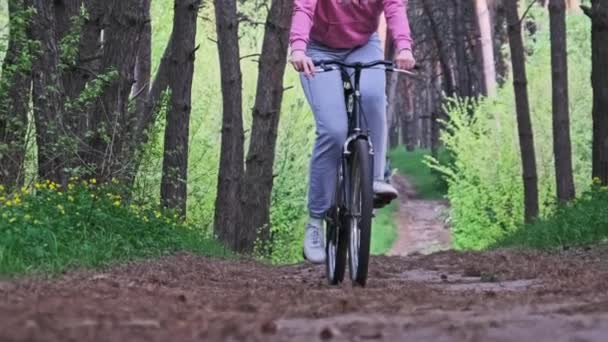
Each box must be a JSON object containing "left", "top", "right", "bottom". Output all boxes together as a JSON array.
[{"left": 3, "top": 177, "right": 608, "bottom": 341}]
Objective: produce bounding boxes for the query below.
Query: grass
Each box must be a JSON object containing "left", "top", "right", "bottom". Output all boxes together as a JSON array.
[
  {"left": 494, "top": 184, "right": 608, "bottom": 250},
  {"left": 0, "top": 181, "right": 230, "bottom": 277},
  {"left": 371, "top": 202, "right": 398, "bottom": 255},
  {"left": 388, "top": 147, "right": 447, "bottom": 200}
]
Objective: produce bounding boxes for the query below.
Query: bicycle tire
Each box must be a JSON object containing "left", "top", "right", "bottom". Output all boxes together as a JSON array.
[
  {"left": 325, "top": 204, "right": 348, "bottom": 285},
  {"left": 347, "top": 138, "right": 373, "bottom": 287}
]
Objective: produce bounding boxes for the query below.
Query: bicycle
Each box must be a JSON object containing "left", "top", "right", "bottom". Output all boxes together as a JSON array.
[{"left": 312, "top": 60, "right": 417, "bottom": 287}]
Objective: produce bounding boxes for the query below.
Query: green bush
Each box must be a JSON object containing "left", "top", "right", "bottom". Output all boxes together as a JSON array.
[
  {"left": 429, "top": 10, "right": 593, "bottom": 250},
  {"left": 496, "top": 180, "right": 608, "bottom": 249},
  {"left": 0, "top": 180, "right": 228, "bottom": 276}
]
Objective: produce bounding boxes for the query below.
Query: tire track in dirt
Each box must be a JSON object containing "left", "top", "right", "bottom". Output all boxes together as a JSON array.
[{"left": 388, "top": 173, "right": 452, "bottom": 256}]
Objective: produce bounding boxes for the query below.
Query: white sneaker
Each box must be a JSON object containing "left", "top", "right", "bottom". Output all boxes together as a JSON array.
[
  {"left": 373, "top": 181, "right": 399, "bottom": 201},
  {"left": 303, "top": 223, "right": 325, "bottom": 264}
]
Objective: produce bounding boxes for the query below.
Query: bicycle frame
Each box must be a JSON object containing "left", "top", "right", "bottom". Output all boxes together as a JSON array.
[
  {"left": 314, "top": 60, "right": 411, "bottom": 211},
  {"left": 309, "top": 59, "right": 419, "bottom": 285}
]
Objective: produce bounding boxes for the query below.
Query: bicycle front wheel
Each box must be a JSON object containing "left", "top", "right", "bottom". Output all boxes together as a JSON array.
[{"left": 347, "top": 138, "right": 374, "bottom": 287}]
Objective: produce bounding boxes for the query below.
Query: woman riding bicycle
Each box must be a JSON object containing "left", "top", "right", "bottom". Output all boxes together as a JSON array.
[{"left": 290, "top": 0, "right": 416, "bottom": 263}]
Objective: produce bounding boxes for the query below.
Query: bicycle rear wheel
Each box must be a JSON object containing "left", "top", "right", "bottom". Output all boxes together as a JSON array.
[{"left": 347, "top": 138, "right": 374, "bottom": 287}]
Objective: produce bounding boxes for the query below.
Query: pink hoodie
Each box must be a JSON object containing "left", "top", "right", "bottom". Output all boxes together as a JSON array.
[{"left": 290, "top": 0, "right": 413, "bottom": 53}]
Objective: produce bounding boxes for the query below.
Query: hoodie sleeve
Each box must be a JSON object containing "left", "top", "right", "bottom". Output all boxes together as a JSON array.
[
  {"left": 290, "top": 0, "right": 318, "bottom": 52},
  {"left": 383, "top": 0, "right": 413, "bottom": 52}
]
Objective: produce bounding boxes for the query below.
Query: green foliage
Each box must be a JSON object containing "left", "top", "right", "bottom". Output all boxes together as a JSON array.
[
  {"left": 496, "top": 180, "right": 608, "bottom": 249},
  {"left": 371, "top": 202, "right": 398, "bottom": 255},
  {"left": 429, "top": 10, "right": 593, "bottom": 250},
  {"left": 0, "top": 4, "right": 36, "bottom": 87},
  {"left": 64, "top": 69, "right": 118, "bottom": 114},
  {"left": 58, "top": 6, "right": 88, "bottom": 70},
  {"left": 259, "top": 98, "right": 315, "bottom": 263},
  {"left": 0, "top": 180, "right": 229, "bottom": 276},
  {"left": 388, "top": 147, "right": 448, "bottom": 200}
]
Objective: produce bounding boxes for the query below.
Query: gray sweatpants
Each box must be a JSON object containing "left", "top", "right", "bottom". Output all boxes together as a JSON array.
[{"left": 301, "top": 33, "right": 387, "bottom": 219}]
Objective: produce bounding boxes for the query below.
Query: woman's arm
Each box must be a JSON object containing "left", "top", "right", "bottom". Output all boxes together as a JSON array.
[
  {"left": 383, "top": 0, "right": 413, "bottom": 52},
  {"left": 290, "top": 0, "right": 318, "bottom": 52}
]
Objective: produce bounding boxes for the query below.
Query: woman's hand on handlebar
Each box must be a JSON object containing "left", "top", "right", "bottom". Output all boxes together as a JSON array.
[
  {"left": 290, "top": 50, "right": 316, "bottom": 78},
  {"left": 394, "top": 49, "right": 416, "bottom": 70}
]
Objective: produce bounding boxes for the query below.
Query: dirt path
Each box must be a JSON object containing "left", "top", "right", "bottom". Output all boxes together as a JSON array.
[
  {"left": 3, "top": 182, "right": 608, "bottom": 341},
  {"left": 3, "top": 248, "right": 608, "bottom": 341},
  {"left": 388, "top": 173, "right": 451, "bottom": 256}
]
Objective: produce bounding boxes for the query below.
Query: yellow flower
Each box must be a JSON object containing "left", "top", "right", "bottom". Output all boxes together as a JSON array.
[
  {"left": 89, "top": 178, "right": 97, "bottom": 185},
  {"left": 113, "top": 200, "right": 121, "bottom": 207},
  {"left": 5, "top": 200, "right": 12, "bottom": 207},
  {"left": 154, "top": 211, "right": 162, "bottom": 219},
  {"left": 49, "top": 182, "right": 57, "bottom": 191},
  {"left": 34, "top": 182, "right": 44, "bottom": 190},
  {"left": 68, "top": 183, "right": 75, "bottom": 190},
  {"left": 13, "top": 195, "right": 21, "bottom": 205},
  {"left": 68, "top": 195, "right": 75, "bottom": 202},
  {"left": 0, "top": 196, "right": 5, "bottom": 202},
  {"left": 111, "top": 178, "right": 119, "bottom": 184},
  {"left": 21, "top": 186, "right": 28, "bottom": 194}
]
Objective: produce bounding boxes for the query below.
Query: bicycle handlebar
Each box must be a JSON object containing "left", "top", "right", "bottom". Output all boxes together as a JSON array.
[
  {"left": 312, "top": 59, "right": 420, "bottom": 78},
  {"left": 313, "top": 60, "right": 394, "bottom": 69}
]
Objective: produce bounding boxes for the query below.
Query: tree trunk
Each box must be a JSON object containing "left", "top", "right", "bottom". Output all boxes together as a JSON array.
[
  {"left": 505, "top": 0, "right": 539, "bottom": 223},
  {"left": 213, "top": 0, "right": 245, "bottom": 251},
  {"left": 549, "top": 0, "right": 576, "bottom": 202},
  {"left": 582, "top": 1, "right": 608, "bottom": 185},
  {"left": 31, "top": 0, "right": 67, "bottom": 184},
  {"left": 0, "top": 0, "right": 32, "bottom": 190},
  {"left": 54, "top": 0, "right": 84, "bottom": 102},
  {"left": 53, "top": 0, "right": 103, "bottom": 178},
  {"left": 133, "top": 0, "right": 151, "bottom": 124},
  {"left": 474, "top": 0, "right": 498, "bottom": 96},
  {"left": 241, "top": 0, "right": 294, "bottom": 252},
  {"left": 87, "top": 0, "right": 146, "bottom": 181},
  {"left": 159, "top": 0, "right": 202, "bottom": 215},
  {"left": 454, "top": 0, "right": 472, "bottom": 97},
  {"left": 384, "top": 31, "right": 402, "bottom": 149},
  {"left": 422, "top": 0, "right": 456, "bottom": 97}
]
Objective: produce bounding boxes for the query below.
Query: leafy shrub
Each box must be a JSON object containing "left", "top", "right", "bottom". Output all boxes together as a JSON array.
[
  {"left": 496, "top": 179, "right": 608, "bottom": 249},
  {"left": 428, "top": 10, "right": 593, "bottom": 250},
  {"left": 0, "top": 180, "right": 228, "bottom": 276}
]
